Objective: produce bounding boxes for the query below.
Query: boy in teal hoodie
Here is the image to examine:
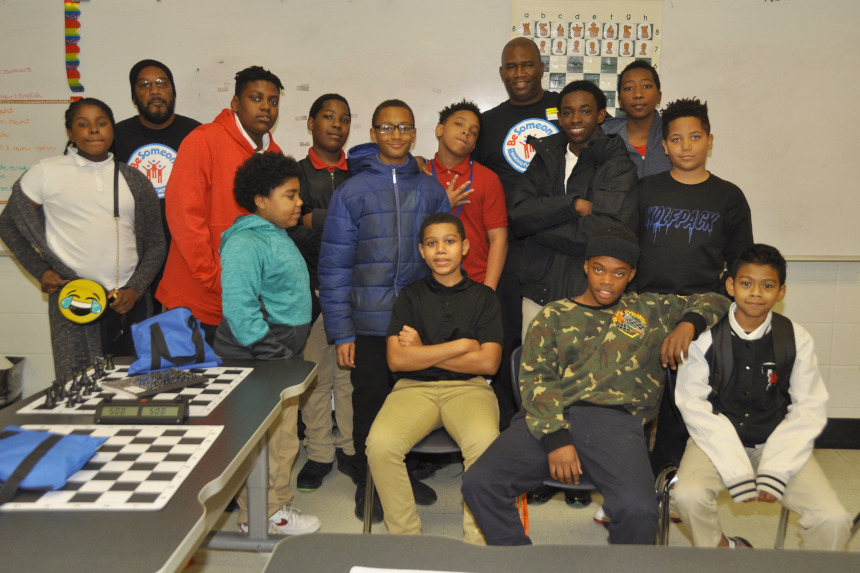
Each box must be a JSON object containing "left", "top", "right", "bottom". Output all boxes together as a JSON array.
[{"left": 214, "top": 152, "right": 319, "bottom": 536}]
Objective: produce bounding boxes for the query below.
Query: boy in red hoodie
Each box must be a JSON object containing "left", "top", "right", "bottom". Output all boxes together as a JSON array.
[{"left": 157, "top": 65, "right": 283, "bottom": 341}]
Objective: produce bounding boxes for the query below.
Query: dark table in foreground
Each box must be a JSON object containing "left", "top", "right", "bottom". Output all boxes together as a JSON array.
[
  {"left": 0, "top": 359, "right": 316, "bottom": 573},
  {"left": 264, "top": 533, "right": 859, "bottom": 573}
]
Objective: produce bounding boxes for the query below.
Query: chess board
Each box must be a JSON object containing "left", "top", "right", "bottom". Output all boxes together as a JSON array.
[
  {"left": 18, "top": 366, "right": 252, "bottom": 418},
  {"left": 511, "top": 1, "right": 663, "bottom": 116},
  {"left": 0, "top": 424, "right": 223, "bottom": 512}
]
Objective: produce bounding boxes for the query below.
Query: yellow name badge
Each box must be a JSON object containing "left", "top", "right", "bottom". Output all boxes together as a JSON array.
[{"left": 58, "top": 279, "right": 107, "bottom": 324}]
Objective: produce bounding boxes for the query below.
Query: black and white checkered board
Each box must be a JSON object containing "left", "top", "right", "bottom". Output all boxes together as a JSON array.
[
  {"left": 0, "top": 424, "right": 223, "bottom": 512},
  {"left": 18, "top": 366, "right": 252, "bottom": 418}
]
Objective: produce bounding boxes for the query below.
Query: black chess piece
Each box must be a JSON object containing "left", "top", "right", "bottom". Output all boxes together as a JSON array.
[
  {"left": 105, "top": 354, "right": 115, "bottom": 371},
  {"left": 80, "top": 365, "right": 93, "bottom": 388},
  {"left": 67, "top": 389, "right": 78, "bottom": 407},
  {"left": 43, "top": 386, "right": 57, "bottom": 409}
]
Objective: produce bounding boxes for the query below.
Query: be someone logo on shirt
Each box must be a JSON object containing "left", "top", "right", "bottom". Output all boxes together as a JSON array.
[
  {"left": 127, "top": 143, "right": 178, "bottom": 199},
  {"left": 503, "top": 115, "right": 559, "bottom": 173}
]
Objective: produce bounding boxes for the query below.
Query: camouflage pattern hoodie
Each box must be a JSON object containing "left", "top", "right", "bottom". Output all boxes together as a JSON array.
[{"left": 520, "top": 291, "right": 729, "bottom": 452}]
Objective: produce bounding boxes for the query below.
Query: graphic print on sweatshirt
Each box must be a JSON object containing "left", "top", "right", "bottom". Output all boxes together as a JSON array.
[{"left": 643, "top": 205, "right": 721, "bottom": 242}]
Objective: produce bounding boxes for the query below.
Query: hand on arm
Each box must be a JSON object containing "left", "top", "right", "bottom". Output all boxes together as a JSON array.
[
  {"left": 386, "top": 331, "right": 481, "bottom": 372},
  {"left": 547, "top": 444, "right": 582, "bottom": 485},
  {"left": 660, "top": 321, "right": 696, "bottom": 369},
  {"left": 573, "top": 198, "right": 593, "bottom": 217}
]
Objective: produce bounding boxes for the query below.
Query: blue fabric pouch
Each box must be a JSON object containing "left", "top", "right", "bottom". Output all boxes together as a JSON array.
[
  {"left": 0, "top": 425, "right": 107, "bottom": 502},
  {"left": 128, "top": 307, "right": 222, "bottom": 374}
]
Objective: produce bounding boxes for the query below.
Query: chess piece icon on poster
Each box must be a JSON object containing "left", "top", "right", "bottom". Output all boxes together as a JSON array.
[
  {"left": 621, "top": 40, "right": 633, "bottom": 56},
  {"left": 569, "top": 39, "right": 583, "bottom": 55},
  {"left": 553, "top": 40, "right": 566, "bottom": 55},
  {"left": 588, "top": 22, "right": 600, "bottom": 37},
  {"left": 570, "top": 22, "right": 583, "bottom": 38}
]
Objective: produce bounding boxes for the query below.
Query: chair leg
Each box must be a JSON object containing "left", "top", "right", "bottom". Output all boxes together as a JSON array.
[
  {"left": 363, "top": 465, "right": 374, "bottom": 534},
  {"left": 774, "top": 506, "right": 790, "bottom": 549},
  {"left": 655, "top": 465, "right": 677, "bottom": 546}
]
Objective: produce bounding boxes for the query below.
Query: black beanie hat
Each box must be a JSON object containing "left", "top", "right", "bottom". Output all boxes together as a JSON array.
[
  {"left": 585, "top": 225, "right": 640, "bottom": 268},
  {"left": 129, "top": 59, "right": 176, "bottom": 98}
]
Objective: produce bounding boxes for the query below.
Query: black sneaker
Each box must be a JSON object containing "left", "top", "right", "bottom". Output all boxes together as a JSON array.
[
  {"left": 564, "top": 489, "right": 592, "bottom": 507},
  {"left": 335, "top": 448, "right": 357, "bottom": 483},
  {"left": 354, "top": 482, "right": 383, "bottom": 522},
  {"left": 296, "top": 459, "right": 333, "bottom": 492},
  {"left": 409, "top": 473, "right": 437, "bottom": 506},
  {"left": 526, "top": 483, "right": 557, "bottom": 504}
]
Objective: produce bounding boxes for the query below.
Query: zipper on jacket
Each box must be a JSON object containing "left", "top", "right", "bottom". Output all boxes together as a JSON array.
[
  {"left": 393, "top": 168, "right": 402, "bottom": 295},
  {"left": 329, "top": 170, "right": 335, "bottom": 193}
]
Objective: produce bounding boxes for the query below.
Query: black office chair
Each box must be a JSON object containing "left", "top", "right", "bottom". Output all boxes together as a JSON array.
[
  {"left": 363, "top": 427, "right": 462, "bottom": 534},
  {"left": 511, "top": 346, "right": 596, "bottom": 498}
]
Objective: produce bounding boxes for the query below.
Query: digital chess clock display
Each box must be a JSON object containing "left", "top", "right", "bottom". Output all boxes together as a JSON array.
[{"left": 95, "top": 399, "right": 187, "bottom": 424}]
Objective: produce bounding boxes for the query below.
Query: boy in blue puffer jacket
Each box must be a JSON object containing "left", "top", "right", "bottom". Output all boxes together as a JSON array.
[
  {"left": 318, "top": 99, "right": 449, "bottom": 522},
  {"left": 214, "top": 152, "right": 320, "bottom": 537}
]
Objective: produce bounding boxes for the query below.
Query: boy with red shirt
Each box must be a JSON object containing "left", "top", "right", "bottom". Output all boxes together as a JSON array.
[{"left": 428, "top": 100, "right": 508, "bottom": 290}]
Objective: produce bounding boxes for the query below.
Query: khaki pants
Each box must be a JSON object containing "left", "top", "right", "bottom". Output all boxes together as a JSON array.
[
  {"left": 366, "top": 377, "right": 499, "bottom": 544},
  {"left": 671, "top": 439, "right": 852, "bottom": 549},
  {"left": 237, "top": 397, "right": 300, "bottom": 522},
  {"left": 300, "top": 312, "right": 354, "bottom": 462}
]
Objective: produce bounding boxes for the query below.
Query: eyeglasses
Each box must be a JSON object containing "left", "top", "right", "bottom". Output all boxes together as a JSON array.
[
  {"left": 373, "top": 123, "right": 415, "bottom": 134},
  {"left": 135, "top": 78, "right": 171, "bottom": 90}
]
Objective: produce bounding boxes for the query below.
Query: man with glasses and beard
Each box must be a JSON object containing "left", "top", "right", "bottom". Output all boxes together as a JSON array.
[{"left": 114, "top": 59, "right": 201, "bottom": 311}]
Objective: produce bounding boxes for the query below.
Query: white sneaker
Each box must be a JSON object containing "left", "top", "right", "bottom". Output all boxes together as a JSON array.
[
  {"left": 593, "top": 505, "right": 610, "bottom": 526},
  {"left": 267, "top": 505, "right": 321, "bottom": 535},
  {"left": 237, "top": 505, "right": 321, "bottom": 536}
]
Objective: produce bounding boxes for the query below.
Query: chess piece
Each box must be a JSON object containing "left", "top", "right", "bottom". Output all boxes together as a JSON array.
[
  {"left": 105, "top": 354, "right": 115, "bottom": 371},
  {"left": 43, "top": 386, "right": 57, "bottom": 409}
]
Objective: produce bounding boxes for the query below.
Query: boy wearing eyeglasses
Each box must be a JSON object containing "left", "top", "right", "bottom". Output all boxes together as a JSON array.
[{"left": 319, "top": 99, "right": 449, "bottom": 522}]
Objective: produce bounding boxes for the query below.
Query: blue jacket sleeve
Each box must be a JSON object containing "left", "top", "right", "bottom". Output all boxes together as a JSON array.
[{"left": 319, "top": 186, "right": 358, "bottom": 344}]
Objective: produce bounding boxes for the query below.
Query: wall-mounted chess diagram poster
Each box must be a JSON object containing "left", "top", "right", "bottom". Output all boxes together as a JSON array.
[{"left": 512, "top": 1, "right": 663, "bottom": 116}]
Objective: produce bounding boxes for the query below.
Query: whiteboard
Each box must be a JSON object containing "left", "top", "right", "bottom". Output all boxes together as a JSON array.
[{"left": 0, "top": 0, "right": 857, "bottom": 258}]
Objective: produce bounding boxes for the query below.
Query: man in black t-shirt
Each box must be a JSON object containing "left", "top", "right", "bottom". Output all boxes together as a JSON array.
[
  {"left": 114, "top": 59, "right": 201, "bottom": 309},
  {"left": 471, "top": 38, "right": 559, "bottom": 436}
]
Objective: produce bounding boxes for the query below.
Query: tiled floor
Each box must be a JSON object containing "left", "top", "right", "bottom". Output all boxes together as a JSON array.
[{"left": 187, "top": 447, "right": 860, "bottom": 572}]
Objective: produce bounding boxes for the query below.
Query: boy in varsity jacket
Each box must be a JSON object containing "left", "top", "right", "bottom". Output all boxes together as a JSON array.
[{"left": 672, "top": 243, "right": 851, "bottom": 549}]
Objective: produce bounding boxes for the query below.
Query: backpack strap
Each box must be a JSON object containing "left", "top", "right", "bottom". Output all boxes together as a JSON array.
[
  {"left": 0, "top": 432, "right": 63, "bottom": 505},
  {"left": 770, "top": 312, "right": 796, "bottom": 386},
  {"left": 705, "top": 318, "right": 733, "bottom": 397}
]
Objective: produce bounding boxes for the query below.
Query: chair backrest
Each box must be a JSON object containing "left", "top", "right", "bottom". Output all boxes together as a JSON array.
[{"left": 511, "top": 346, "right": 523, "bottom": 411}]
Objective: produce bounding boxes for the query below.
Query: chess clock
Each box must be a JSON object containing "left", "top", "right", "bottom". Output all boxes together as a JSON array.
[{"left": 94, "top": 396, "right": 189, "bottom": 424}]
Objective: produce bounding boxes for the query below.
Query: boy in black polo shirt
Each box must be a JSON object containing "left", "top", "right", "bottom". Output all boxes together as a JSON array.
[{"left": 366, "top": 212, "right": 503, "bottom": 543}]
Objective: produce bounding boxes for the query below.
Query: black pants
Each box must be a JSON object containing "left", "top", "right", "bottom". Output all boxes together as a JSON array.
[
  {"left": 463, "top": 406, "right": 658, "bottom": 545},
  {"left": 350, "top": 335, "right": 395, "bottom": 480}
]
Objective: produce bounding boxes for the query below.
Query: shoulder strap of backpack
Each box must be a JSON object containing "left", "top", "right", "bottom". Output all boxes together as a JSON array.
[
  {"left": 705, "top": 318, "right": 733, "bottom": 395},
  {"left": 770, "top": 312, "right": 796, "bottom": 385}
]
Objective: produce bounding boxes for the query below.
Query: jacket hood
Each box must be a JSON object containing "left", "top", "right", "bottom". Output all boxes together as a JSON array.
[
  {"left": 213, "top": 109, "right": 260, "bottom": 153},
  {"left": 220, "top": 213, "right": 284, "bottom": 250},
  {"left": 347, "top": 142, "right": 419, "bottom": 177}
]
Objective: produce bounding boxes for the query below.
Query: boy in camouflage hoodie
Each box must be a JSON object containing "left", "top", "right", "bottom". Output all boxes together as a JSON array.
[{"left": 462, "top": 225, "right": 730, "bottom": 545}]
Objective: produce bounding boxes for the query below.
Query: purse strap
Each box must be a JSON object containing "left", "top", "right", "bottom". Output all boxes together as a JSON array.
[
  {"left": 0, "top": 432, "right": 63, "bottom": 505},
  {"left": 148, "top": 313, "right": 206, "bottom": 371}
]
